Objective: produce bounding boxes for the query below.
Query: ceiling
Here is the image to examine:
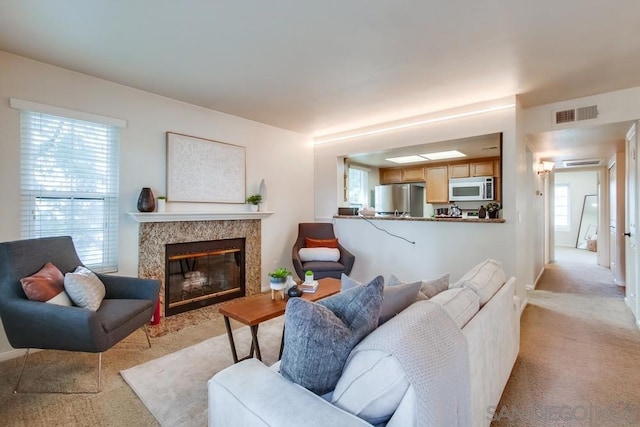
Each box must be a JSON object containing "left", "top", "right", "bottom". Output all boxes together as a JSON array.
[
  {"left": 347, "top": 133, "right": 501, "bottom": 167},
  {"left": 1, "top": 1, "right": 639, "bottom": 161}
]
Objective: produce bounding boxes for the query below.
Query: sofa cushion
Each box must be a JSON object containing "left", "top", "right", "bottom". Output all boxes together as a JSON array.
[
  {"left": 419, "top": 273, "right": 450, "bottom": 298},
  {"left": 302, "top": 260, "right": 345, "bottom": 272},
  {"left": 279, "top": 276, "right": 384, "bottom": 395},
  {"left": 450, "top": 259, "right": 506, "bottom": 306},
  {"left": 20, "top": 262, "right": 73, "bottom": 306},
  {"left": 382, "top": 274, "right": 425, "bottom": 324},
  {"left": 64, "top": 266, "right": 106, "bottom": 311},
  {"left": 331, "top": 349, "right": 410, "bottom": 425},
  {"left": 430, "top": 287, "right": 480, "bottom": 328},
  {"left": 341, "top": 274, "right": 422, "bottom": 325},
  {"left": 298, "top": 247, "right": 341, "bottom": 262},
  {"left": 98, "top": 299, "right": 154, "bottom": 332}
]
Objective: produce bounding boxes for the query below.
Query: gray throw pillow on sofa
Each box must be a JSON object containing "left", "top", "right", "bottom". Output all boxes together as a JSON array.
[
  {"left": 341, "top": 273, "right": 423, "bottom": 325},
  {"left": 280, "top": 275, "right": 384, "bottom": 395},
  {"left": 382, "top": 274, "right": 424, "bottom": 325}
]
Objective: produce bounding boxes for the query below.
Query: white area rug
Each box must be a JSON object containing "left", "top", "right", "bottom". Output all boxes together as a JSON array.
[{"left": 121, "top": 316, "right": 284, "bottom": 427}]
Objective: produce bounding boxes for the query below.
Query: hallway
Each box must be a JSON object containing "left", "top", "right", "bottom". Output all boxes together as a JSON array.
[{"left": 492, "top": 256, "right": 640, "bottom": 426}]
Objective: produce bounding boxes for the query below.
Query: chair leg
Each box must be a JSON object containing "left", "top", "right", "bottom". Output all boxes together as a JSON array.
[
  {"left": 97, "top": 352, "right": 102, "bottom": 393},
  {"left": 142, "top": 324, "right": 152, "bottom": 348},
  {"left": 14, "top": 349, "right": 102, "bottom": 394},
  {"left": 13, "top": 348, "right": 30, "bottom": 394}
]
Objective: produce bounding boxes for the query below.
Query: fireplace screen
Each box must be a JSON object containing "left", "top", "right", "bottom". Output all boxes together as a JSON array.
[{"left": 165, "top": 238, "right": 245, "bottom": 316}]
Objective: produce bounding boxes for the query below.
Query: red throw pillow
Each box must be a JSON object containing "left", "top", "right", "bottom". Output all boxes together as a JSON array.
[
  {"left": 20, "top": 262, "right": 65, "bottom": 301},
  {"left": 305, "top": 238, "right": 339, "bottom": 248}
]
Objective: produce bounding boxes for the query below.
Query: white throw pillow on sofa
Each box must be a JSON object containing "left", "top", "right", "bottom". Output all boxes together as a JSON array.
[
  {"left": 450, "top": 259, "right": 506, "bottom": 306},
  {"left": 430, "top": 287, "right": 480, "bottom": 328},
  {"left": 331, "top": 349, "right": 410, "bottom": 425},
  {"left": 298, "top": 247, "right": 341, "bottom": 262}
]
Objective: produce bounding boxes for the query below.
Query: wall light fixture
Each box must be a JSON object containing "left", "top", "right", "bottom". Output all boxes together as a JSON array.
[{"left": 537, "top": 161, "right": 555, "bottom": 177}]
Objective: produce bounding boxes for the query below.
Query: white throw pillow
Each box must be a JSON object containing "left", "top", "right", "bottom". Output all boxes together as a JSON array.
[
  {"left": 430, "top": 287, "right": 480, "bottom": 328},
  {"left": 298, "top": 247, "right": 341, "bottom": 262},
  {"left": 419, "top": 273, "right": 450, "bottom": 298},
  {"left": 46, "top": 291, "right": 73, "bottom": 306},
  {"left": 450, "top": 259, "right": 506, "bottom": 306},
  {"left": 64, "top": 266, "right": 106, "bottom": 311},
  {"left": 332, "top": 349, "right": 409, "bottom": 425}
]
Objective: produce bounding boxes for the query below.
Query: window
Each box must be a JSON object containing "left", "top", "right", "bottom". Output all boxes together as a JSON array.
[
  {"left": 554, "top": 184, "right": 570, "bottom": 230},
  {"left": 347, "top": 165, "right": 369, "bottom": 206},
  {"left": 20, "top": 110, "right": 120, "bottom": 272}
]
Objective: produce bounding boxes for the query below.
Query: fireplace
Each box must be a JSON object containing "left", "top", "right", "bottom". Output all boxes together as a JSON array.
[
  {"left": 134, "top": 216, "right": 264, "bottom": 331},
  {"left": 165, "top": 238, "right": 245, "bottom": 316}
]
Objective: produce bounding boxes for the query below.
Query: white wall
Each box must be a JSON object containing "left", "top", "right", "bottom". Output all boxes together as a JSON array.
[
  {"left": 554, "top": 171, "right": 598, "bottom": 247},
  {"left": 314, "top": 98, "right": 531, "bottom": 299},
  {"left": 0, "top": 51, "right": 315, "bottom": 359}
]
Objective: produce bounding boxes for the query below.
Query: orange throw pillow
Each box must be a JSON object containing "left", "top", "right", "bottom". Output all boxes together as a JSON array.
[
  {"left": 305, "top": 238, "right": 339, "bottom": 248},
  {"left": 20, "top": 262, "right": 65, "bottom": 301}
]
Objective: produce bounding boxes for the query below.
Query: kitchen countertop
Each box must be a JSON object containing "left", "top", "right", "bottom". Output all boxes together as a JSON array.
[{"left": 333, "top": 214, "right": 506, "bottom": 223}]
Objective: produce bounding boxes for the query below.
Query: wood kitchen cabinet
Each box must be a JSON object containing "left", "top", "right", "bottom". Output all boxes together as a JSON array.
[
  {"left": 380, "top": 166, "right": 425, "bottom": 184},
  {"left": 401, "top": 166, "right": 425, "bottom": 182},
  {"left": 380, "top": 168, "right": 403, "bottom": 184},
  {"left": 425, "top": 166, "right": 449, "bottom": 203},
  {"left": 448, "top": 163, "right": 470, "bottom": 178},
  {"left": 470, "top": 160, "right": 494, "bottom": 177},
  {"left": 493, "top": 158, "right": 501, "bottom": 177}
]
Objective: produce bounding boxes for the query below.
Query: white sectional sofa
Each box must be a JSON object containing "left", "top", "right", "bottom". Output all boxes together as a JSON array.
[{"left": 209, "top": 260, "right": 521, "bottom": 426}]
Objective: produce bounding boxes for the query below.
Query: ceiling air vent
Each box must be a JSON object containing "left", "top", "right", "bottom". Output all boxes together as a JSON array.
[
  {"left": 554, "top": 105, "right": 598, "bottom": 125},
  {"left": 562, "top": 158, "right": 602, "bottom": 168}
]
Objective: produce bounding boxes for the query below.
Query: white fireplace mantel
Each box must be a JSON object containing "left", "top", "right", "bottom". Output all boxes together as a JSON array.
[{"left": 128, "top": 211, "right": 274, "bottom": 223}]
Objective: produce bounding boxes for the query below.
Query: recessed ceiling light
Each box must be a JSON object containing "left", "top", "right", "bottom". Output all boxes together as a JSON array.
[
  {"left": 385, "top": 155, "right": 426, "bottom": 164},
  {"left": 419, "top": 150, "right": 466, "bottom": 160}
]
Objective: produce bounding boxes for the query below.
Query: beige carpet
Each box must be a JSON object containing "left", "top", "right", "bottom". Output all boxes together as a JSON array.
[
  {"left": 121, "top": 316, "right": 283, "bottom": 426},
  {"left": 493, "top": 260, "right": 640, "bottom": 426}
]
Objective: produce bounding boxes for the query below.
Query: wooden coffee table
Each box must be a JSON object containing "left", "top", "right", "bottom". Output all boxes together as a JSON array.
[{"left": 219, "top": 277, "right": 340, "bottom": 363}]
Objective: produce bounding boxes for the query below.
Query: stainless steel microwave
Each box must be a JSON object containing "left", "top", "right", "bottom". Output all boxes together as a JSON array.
[{"left": 448, "top": 177, "right": 494, "bottom": 201}]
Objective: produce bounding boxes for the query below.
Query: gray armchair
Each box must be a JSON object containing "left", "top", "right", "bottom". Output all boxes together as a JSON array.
[
  {"left": 292, "top": 223, "right": 355, "bottom": 280},
  {"left": 0, "top": 236, "right": 160, "bottom": 393}
]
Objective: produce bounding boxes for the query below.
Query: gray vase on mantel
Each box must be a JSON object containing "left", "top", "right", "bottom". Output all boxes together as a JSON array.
[{"left": 137, "top": 187, "right": 156, "bottom": 212}]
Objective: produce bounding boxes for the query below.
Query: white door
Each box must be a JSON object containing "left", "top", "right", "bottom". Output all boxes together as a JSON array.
[
  {"left": 625, "top": 124, "right": 638, "bottom": 319},
  {"left": 610, "top": 163, "right": 617, "bottom": 273}
]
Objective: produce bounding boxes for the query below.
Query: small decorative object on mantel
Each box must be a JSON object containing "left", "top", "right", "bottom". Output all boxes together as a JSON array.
[
  {"left": 269, "top": 267, "right": 290, "bottom": 300},
  {"left": 137, "top": 187, "right": 155, "bottom": 212},
  {"left": 258, "top": 179, "right": 268, "bottom": 211},
  {"left": 486, "top": 202, "right": 501, "bottom": 219},
  {"left": 156, "top": 196, "right": 166, "bottom": 213},
  {"left": 246, "top": 194, "right": 262, "bottom": 212},
  {"left": 478, "top": 205, "right": 486, "bottom": 219}
]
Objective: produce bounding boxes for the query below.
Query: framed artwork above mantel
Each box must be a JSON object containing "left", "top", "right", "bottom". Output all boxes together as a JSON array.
[{"left": 166, "top": 132, "right": 246, "bottom": 203}]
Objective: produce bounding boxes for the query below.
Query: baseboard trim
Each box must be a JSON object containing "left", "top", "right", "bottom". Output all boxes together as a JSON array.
[
  {"left": 0, "top": 348, "right": 29, "bottom": 363},
  {"left": 531, "top": 267, "right": 545, "bottom": 290}
]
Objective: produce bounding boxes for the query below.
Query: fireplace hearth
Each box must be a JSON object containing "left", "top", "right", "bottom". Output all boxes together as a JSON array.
[{"left": 165, "top": 238, "right": 245, "bottom": 316}]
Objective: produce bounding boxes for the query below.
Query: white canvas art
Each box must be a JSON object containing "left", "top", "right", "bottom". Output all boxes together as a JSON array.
[{"left": 166, "top": 132, "right": 246, "bottom": 203}]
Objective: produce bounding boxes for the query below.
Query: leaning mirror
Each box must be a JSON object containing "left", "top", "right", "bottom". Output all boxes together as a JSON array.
[{"left": 576, "top": 194, "right": 598, "bottom": 251}]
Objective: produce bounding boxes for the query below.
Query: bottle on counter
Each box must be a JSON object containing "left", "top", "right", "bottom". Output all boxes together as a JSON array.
[{"left": 478, "top": 205, "right": 486, "bottom": 219}]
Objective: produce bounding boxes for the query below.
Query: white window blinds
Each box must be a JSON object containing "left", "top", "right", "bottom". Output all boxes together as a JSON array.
[{"left": 20, "top": 110, "right": 120, "bottom": 272}]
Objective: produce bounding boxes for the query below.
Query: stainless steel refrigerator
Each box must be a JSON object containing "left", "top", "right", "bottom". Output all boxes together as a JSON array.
[{"left": 374, "top": 184, "right": 424, "bottom": 217}]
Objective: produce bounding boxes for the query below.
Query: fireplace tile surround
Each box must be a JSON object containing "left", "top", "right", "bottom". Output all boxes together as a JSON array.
[{"left": 131, "top": 212, "right": 271, "bottom": 336}]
